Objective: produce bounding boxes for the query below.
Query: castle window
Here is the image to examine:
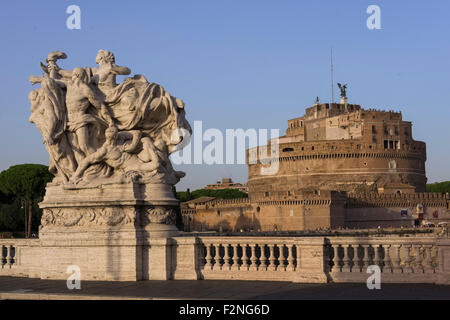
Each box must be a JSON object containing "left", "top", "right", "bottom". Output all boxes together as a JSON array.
[
  {"left": 264, "top": 192, "right": 269, "bottom": 197},
  {"left": 217, "top": 210, "right": 221, "bottom": 216},
  {"left": 256, "top": 206, "right": 261, "bottom": 213},
  {"left": 301, "top": 147, "right": 304, "bottom": 151},
  {"left": 312, "top": 146, "right": 315, "bottom": 150},
  {"left": 384, "top": 140, "right": 389, "bottom": 149},
  {"left": 372, "top": 125, "right": 376, "bottom": 133},
  {"left": 283, "top": 147, "right": 294, "bottom": 152}
]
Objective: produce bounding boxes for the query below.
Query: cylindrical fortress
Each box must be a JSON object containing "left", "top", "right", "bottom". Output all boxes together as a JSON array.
[{"left": 247, "top": 103, "right": 427, "bottom": 196}]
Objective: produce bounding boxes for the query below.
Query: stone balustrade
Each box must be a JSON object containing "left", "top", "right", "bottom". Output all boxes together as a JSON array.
[
  {"left": 0, "top": 235, "right": 449, "bottom": 284},
  {"left": 0, "top": 239, "right": 41, "bottom": 278},
  {"left": 324, "top": 237, "right": 440, "bottom": 283}
]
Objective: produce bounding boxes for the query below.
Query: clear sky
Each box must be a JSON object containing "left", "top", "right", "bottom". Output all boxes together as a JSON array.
[{"left": 0, "top": 0, "right": 449, "bottom": 190}]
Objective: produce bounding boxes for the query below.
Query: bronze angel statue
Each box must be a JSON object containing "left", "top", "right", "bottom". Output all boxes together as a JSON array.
[{"left": 337, "top": 83, "right": 347, "bottom": 98}]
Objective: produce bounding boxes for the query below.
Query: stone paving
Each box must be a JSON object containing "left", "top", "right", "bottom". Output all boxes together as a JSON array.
[{"left": 0, "top": 277, "right": 448, "bottom": 300}]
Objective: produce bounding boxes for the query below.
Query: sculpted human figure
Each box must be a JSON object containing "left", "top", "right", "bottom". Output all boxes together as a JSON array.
[
  {"left": 70, "top": 126, "right": 161, "bottom": 184},
  {"left": 92, "top": 49, "right": 131, "bottom": 96},
  {"left": 61, "top": 67, "right": 115, "bottom": 155},
  {"left": 29, "top": 50, "right": 191, "bottom": 186},
  {"left": 337, "top": 83, "right": 347, "bottom": 98},
  {"left": 39, "top": 51, "right": 69, "bottom": 80},
  {"left": 28, "top": 84, "right": 77, "bottom": 181}
]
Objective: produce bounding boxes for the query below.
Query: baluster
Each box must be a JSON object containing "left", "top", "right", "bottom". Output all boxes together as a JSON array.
[
  {"left": 261, "top": 244, "right": 268, "bottom": 271},
  {"left": 383, "top": 245, "right": 393, "bottom": 273},
  {"left": 392, "top": 245, "right": 402, "bottom": 273},
  {"left": 334, "top": 245, "right": 342, "bottom": 272},
  {"left": 250, "top": 244, "right": 258, "bottom": 271},
  {"left": 413, "top": 244, "right": 424, "bottom": 274},
  {"left": 362, "top": 245, "right": 371, "bottom": 271},
  {"left": 232, "top": 244, "right": 240, "bottom": 270},
  {"left": 204, "top": 244, "right": 213, "bottom": 270},
  {"left": 296, "top": 245, "right": 301, "bottom": 272},
  {"left": 282, "top": 245, "right": 289, "bottom": 271},
  {"left": 403, "top": 244, "right": 413, "bottom": 274},
  {"left": 7, "top": 246, "right": 13, "bottom": 267},
  {"left": 342, "top": 245, "right": 351, "bottom": 272},
  {"left": 374, "top": 245, "right": 382, "bottom": 268},
  {"left": 268, "top": 244, "right": 277, "bottom": 271},
  {"left": 353, "top": 245, "right": 361, "bottom": 272},
  {"left": 216, "top": 243, "right": 224, "bottom": 270},
  {"left": 287, "top": 244, "right": 295, "bottom": 271},
  {"left": 242, "top": 244, "right": 250, "bottom": 270},
  {"left": 1, "top": 245, "right": 5, "bottom": 268},
  {"left": 424, "top": 245, "right": 434, "bottom": 273},
  {"left": 223, "top": 244, "right": 231, "bottom": 270}
]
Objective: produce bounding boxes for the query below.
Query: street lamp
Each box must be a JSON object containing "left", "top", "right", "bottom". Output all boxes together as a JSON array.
[{"left": 20, "top": 199, "right": 27, "bottom": 238}]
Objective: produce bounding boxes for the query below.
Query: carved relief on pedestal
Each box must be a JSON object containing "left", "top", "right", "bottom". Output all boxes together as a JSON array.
[
  {"left": 41, "top": 207, "right": 136, "bottom": 227},
  {"left": 41, "top": 205, "right": 178, "bottom": 228},
  {"left": 140, "top": 206, "right": 177, "bottom": 226}
]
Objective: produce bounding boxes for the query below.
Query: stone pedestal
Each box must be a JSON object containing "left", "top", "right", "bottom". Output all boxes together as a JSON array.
[
  {"left": 436, "top": 238, "right": 450, "bottom": 285},
  {"left": 38, "top": 182, "right": 180, "bottom": 281}
]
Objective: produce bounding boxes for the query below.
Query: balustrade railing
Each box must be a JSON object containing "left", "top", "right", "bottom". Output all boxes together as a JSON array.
[
  {"left": 197, "top": 237, "right": 307, "bottom": 281},
  {"left": 200, "top": 238, "right": 298, "bottom": 272},
  {"left": 324, "top": 237, "right": 439, "bottom": 282},
  {"left": 0, "top": 241, "right": 18, "bottom": 269}
]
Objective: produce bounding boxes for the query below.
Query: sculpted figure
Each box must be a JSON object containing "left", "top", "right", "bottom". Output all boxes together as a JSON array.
[
  {"left": 92, "top": 49, "right": 131, "bottom": 96},
  {"left": 70, "top": 126, "right": 161, "bottom": 184},
  {"left": 337, "top": 83, "right": 347, "bottom": 98},
  {"left": 29, "top": 50, "right": 191, "bottom": 187},
  {"left": 28, "top": 79, "right": 77, "bottom": 181},
  {"left": 39, "top": 51, "right": 69, "bottom": 80},
  {"left": 61, "top": 67, "right": 114, "bottom": 155}
]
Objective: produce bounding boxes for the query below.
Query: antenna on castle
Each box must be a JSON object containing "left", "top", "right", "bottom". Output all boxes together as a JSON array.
[{"left": 331, "top": 47, "right": 334, "bottom": 104}]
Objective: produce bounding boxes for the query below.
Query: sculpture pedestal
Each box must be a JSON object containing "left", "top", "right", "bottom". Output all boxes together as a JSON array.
[{"left": 38, "top": 182, "right": 180, "bottom": 281}]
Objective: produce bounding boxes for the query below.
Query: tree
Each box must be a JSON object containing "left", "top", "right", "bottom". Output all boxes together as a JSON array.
[
  {"left": 426, "top": 181, "right": 450, "bottom": 193},
  {"left": 0, "top": 164, "right": 53, "bottom": 237},
  {"left": 176, "top": 188, "right": 248, "bottom": 202}
]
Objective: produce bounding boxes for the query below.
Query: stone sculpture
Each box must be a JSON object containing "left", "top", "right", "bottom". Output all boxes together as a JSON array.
[
  {"left": 337, "top": 82, "right": 347, "bottom": 98},
  {"left": 29, "top": 50, "right": 191, "bottom": 187}
]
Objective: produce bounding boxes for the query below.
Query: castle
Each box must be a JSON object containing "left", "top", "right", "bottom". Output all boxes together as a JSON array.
[{"left": 182, "top": 96, "right": 450, "bottom": 232}]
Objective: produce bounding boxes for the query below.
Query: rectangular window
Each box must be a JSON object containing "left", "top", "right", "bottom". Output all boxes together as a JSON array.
[{"left": 384, "top": 140, "right": 389, "bottom": 149}]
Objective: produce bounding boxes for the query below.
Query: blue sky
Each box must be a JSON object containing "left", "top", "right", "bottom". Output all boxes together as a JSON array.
[{"left": 0, "top": 0, "right": 449, "bottom": 190}]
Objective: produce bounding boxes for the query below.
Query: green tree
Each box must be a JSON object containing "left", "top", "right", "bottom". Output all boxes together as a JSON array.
[
  {"left": 0, "top": 164, "right": 53, "bottom": 237},
  {"left": 176, "top": 188, "right": 248, "bottom": 202},
  {"left": 426, "top": 181, "right": 450, "bottom": 193}
]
